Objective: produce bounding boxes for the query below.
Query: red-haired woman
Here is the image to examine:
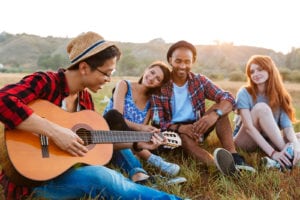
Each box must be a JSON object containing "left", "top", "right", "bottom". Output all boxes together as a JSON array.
[{"left": 233, "top": 55, "right": 300, "bottom": 170}]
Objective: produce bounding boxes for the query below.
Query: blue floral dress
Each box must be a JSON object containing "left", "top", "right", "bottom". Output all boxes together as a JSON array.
[{"left": 104, "top": 80, "right": 150, "bottom": 124}]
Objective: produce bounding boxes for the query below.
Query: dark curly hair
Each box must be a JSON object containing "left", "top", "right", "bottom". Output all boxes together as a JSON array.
[{"left": 166, "top": 40, "right": 197, "bottom": 63}]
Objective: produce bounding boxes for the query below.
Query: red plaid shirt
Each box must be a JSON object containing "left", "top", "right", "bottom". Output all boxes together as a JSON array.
[
  {"left": 150, "top": 72, "right": 235, "bottom": 130},
  {"left": 0, "top": 68, "right": 94, "bottom": 199}
]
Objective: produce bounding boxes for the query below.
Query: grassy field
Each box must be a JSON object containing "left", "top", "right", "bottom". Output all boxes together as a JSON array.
[{"left": 1, "top": 73, "right": 300, "bottom": 200}]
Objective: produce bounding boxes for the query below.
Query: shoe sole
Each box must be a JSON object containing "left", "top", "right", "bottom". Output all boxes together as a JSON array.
[
  {"left": 236, "top": 165, "right": 256, "bottom": 172},
  {"left": 165, "top": 176, "right": 187, "bottom": 185},
  {"left": 213, "top": 148, "right": 237, "bottom": 176},
  {"left": 151, "top": 176, "right": 187, "bottom": 188}
]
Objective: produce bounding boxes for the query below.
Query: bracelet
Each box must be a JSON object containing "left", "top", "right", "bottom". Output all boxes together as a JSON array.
[
  {"left": 174, "top": 124, "right": 181, "bottom": 133},
  {"left": 270, "top": 150, "right": 276, "bottom": 158},
  {"left": 133, "top": 142, "right": 143, "bottom": 152}
]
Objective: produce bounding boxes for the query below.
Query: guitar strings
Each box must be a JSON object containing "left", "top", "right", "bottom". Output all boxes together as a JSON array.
[{"left": 74, "top": 129, "right": 180, "bottom": 146}]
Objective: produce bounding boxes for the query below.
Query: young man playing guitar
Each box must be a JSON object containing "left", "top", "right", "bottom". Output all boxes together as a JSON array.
[{"left": 0, "top": 32, "right": 183, "bottom": 200}]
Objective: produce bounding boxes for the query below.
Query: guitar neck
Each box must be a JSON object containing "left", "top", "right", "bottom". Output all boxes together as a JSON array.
[{"left": 78, "top": 129, "right": 156, "bottom": 144}]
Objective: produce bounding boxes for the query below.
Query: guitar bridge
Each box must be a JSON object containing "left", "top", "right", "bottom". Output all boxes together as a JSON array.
[{"left": 40, "top": 134, "right": 49, "bottom": 158}]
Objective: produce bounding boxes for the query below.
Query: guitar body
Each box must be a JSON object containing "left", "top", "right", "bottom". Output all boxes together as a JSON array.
[{"left": 0, "top": 100, "right": 112, "bottom": 186}]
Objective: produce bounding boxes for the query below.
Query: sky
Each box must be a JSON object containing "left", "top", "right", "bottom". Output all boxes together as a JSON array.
[{"left": 1, "top": 0, "right": 300, "bottom": 54}]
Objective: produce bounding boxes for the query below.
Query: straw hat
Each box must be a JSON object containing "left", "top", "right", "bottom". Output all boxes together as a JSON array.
[{"left": 67, "top": 31, "right": 116, "bottom": 69}]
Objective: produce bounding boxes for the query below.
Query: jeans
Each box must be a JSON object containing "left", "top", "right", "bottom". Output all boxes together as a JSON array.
[
  {"left": 32, "top": 165, "right": 181, "bottom": 200},
  {"left": 104, "top": 109, "right": 147, "bottom": 179},
  {"left": 111, "top": 148, "right": 147, "bottom": 179}
]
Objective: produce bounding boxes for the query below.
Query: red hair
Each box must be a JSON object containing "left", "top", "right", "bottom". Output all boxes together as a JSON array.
[{"left": 245, "top": 55, "right": 295, "bottom": 122}]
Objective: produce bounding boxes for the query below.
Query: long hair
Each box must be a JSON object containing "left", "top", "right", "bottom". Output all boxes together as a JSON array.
[
  {"left": 138, "top": 61, "right": 171, "bottom": 96},
  {"left": 245, "top": 55, "right": 295, "bottom": 121}
]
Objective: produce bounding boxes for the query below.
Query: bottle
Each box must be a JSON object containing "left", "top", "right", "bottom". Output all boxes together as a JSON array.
[
  {"left": 151, "top": 108, "right": 160, "bottom": 128},
  {"left": 285, "top": 143, "right": 294, "bottom": 170}
]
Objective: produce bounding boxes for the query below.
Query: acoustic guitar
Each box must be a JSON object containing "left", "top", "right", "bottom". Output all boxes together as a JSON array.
[{"left": 0, "top": 99, "right": 181, "bottom": 186}]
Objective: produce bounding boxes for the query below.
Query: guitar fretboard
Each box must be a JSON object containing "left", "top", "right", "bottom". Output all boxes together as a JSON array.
[{"left": 77, "top": 129, "right": 157, "bottom": 144}]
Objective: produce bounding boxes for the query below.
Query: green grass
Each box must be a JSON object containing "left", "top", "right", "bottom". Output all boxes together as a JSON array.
[{"left": 1, "top": 75, "right": 300, "bottom": 199}]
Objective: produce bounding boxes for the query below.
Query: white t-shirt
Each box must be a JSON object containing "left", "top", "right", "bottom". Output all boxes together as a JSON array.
[{"left": 171, "top": 82, "right": 196, "bottom": 123}]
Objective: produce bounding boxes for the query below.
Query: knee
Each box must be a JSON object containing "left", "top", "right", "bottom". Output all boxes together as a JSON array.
[
  {"left": 103, "top": 109, "right": 129, "bottom": 130},
  {"left": 180, "top": 134, "right": 197, "bottom": 149},
  {"left": 103, "top": 109, "right": 123, "bottom": 120},
  {"left": 252, "top": 102, "right": 272, "bottom": 116},
  {"left": 252, "top": 102, "right": 271, "bottom": 112}
]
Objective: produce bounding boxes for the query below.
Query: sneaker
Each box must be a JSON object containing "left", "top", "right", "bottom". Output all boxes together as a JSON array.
[
  {"left": 232, "top": 153, "right": 256, "bottom": 173},
  {"left": 213, "top": 148, "right": 237, "bottom": 176},
  {"left": 136, "top": 175, "right": 187, "bottom": 188},
  {"left": 159, "top": 161, "right": 180, "bottom": 176},
  {"left": 147, "top": 154, "right": 180, "bottom": 176},
  {"left": 261, "top": 156, "right": 281, "bottom": 170},
  {"left": 261, "top": 144, "right": 294, "bottom": 171}
]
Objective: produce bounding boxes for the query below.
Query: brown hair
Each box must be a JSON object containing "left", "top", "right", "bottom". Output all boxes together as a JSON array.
[{"left": 138, "top": 61, "right": 171, "bottom": 95}]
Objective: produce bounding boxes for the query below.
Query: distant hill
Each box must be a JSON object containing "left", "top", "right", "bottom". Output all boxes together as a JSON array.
[
  {"left": 0, "top": 32, "right": 69, "bottom": 69},
  {"left": 0, "top": 32, "right": 297, "bottom": 78}
]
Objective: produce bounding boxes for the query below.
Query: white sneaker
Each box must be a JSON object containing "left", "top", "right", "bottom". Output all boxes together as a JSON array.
[
  {"left": 213, "top": 148, "right": 237, "bottom": 176},
  {"left": 159, "top": 160, "right": 180, "bottom": 176},
  {"left": 261, "top": 156, "right": 281, "bottom": 169},
  {"left": 147, "top": 154, "right": 180, "bottom": 176}
]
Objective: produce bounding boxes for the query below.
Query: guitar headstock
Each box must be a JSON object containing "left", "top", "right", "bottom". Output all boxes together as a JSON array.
[{"left": 161, "top": 131, "right": 182, "bottom": 149}]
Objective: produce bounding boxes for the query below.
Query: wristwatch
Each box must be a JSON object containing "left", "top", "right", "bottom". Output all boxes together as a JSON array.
[{"left": 213, "top": 109, "right": 223, "bottom": 118}]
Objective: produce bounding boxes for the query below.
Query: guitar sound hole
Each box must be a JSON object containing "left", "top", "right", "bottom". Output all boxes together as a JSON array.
[{"left": 76, "top": 128, "right": 91, "bottom": 145}]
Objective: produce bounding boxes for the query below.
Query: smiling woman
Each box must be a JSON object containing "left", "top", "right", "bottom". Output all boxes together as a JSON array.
[{"left": 233, "top": 55, "right": 300, "bottom": 171}]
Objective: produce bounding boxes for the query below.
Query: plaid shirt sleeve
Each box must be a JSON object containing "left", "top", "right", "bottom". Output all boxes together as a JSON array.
[
  {"left": 190, "top": 74, "right": 235, "bottom": 111},
  {"left": 0, "top": 70, "right": 68, "bottom": 129},
  {"left": 150, "top": 83, "right": 173, "bottom": 131},
  {"left": 203, "top": 76, "right": 235, "bottom": 106}
]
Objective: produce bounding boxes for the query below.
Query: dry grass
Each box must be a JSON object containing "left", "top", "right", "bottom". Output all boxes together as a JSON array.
[{"left": 1, "top": 73, "right": 300, "bottom": 200}]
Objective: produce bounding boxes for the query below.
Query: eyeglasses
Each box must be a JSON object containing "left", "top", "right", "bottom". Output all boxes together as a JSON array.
[{"left": 96, "top": 68, "right": 115, "bottom": 78}]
